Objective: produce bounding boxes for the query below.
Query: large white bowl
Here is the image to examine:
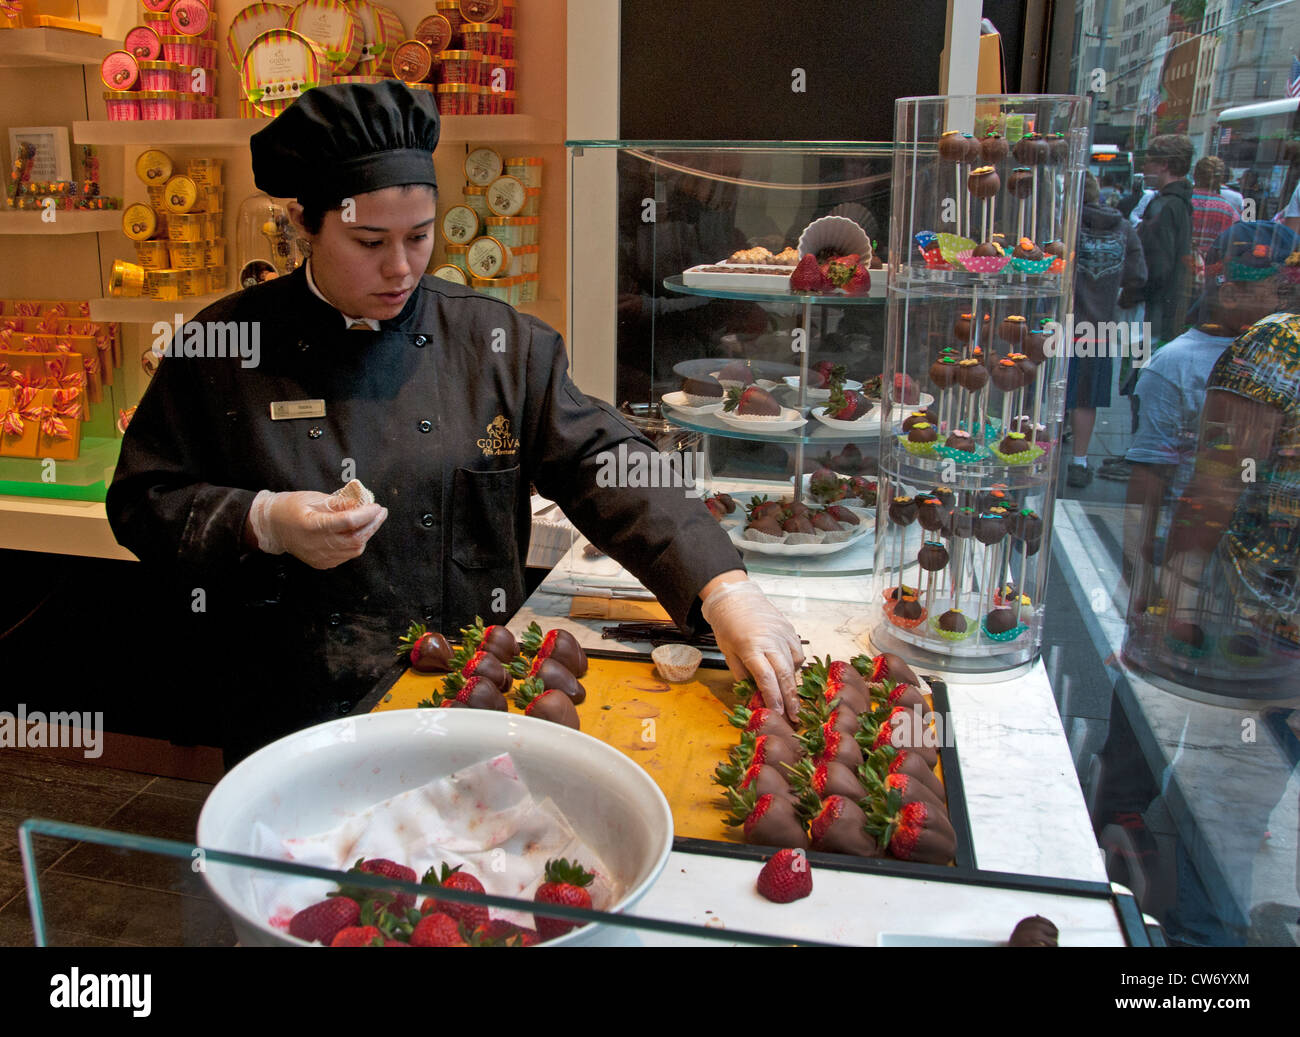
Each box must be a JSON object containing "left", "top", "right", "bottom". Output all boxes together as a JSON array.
[{"left": 196, "top": 709, "right": 674, "bottom": 947}]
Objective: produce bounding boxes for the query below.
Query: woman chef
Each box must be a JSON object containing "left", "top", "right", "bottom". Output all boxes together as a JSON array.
[{"left": 107, "top": 83, "right": 803, "bottom": 765}]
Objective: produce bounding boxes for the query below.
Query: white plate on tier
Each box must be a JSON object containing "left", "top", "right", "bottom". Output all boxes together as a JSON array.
[
  {"left": 715, "top": 406, "right": 806, "bottom": 432},
  {"left": 866, "top": 390, "right": 935, "bottom": 412},
  {"left": 782, "top": 375, "right": 863, "bottom": 401},
  {"left": 727, "top": 520, "right": 870, "bottom": 557},
  {"left": 810, "top": 404, "right": 881, "bottom": 431},
  {"left": 660, "top": 391, "right": 723, "bottom": 414}
]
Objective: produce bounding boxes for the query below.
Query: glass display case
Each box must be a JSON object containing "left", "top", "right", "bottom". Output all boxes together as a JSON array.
[
  {"left": 869, "top": 95, "right": 1089, "bottom": 675},
  {"left": 566, "top": 140, "right": 893, "bottom": 580}
]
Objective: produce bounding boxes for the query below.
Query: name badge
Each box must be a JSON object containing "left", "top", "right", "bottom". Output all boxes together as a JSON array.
[{"left": 270, "top": 399, "right": 326, "bottom": 421}]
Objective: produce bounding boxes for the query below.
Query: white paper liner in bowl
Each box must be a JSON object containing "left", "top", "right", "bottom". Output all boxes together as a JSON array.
[
  {"left": 797, "top": 215, "right": 871, "bottom": 261},
  {"left": 743, "top": 528, "right": 785, "bottom": 544},
  {"left": 783, "top": 532, "right": 824, "bottom": 546},
  {"left": 249, "top": 753, "right": 620, "bottom": 933}
]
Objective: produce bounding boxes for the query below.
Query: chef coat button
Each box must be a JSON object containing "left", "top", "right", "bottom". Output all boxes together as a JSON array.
[
  {"left": 328, "top": 612, "right": 341, "bottom": 626},
  {"left": 418, "top": 419, "right": 432, "bottom": 433},
  {"left": 336, "top": 700, "right": 351, "bottom": 715},
  {"left": 413, "top": 335, "right": 428, "bottom": 347},
  {"left": 308, "top": 426, "right": 323, "bottom": 439},
  {"left": 420, "top": 513, "right": 435, "bottom": 528}
]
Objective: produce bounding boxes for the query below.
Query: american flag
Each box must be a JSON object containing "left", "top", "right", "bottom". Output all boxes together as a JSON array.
[{"left": 1288, "top": 55, "right": 1300, "bottom": 98}]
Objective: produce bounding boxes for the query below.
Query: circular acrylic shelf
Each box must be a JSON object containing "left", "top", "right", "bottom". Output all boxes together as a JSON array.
[
  {"left": 663, "top": 404, "right": 881, "bottom": 445},
  {"left": 662, "top": 275, "right": 886, "bottom": 306},
  {"left": 890, "top": 268, "right": 1071, "bottom": 302},
  {"left": 877, "top": 447, "right": 1056, "bottom": 493}
]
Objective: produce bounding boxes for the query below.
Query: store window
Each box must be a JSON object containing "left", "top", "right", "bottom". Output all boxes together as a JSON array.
[{"left": 1051, "top": 1, "right": 1300, "bottom": 947}]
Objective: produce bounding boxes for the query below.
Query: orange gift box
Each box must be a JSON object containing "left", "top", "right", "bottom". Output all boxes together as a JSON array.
[
  {"left": 1, "top": 387, "right": 49, "bottom": 459},
  {"left": 37, "top": 398, "right": 81, "bottom": 461}
]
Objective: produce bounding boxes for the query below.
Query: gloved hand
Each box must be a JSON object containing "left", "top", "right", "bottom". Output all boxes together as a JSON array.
[
  {"left": 700, "top": 578, "right": 804, "bottom": 720},
  {"left": 246, "top": 489, "right": 388, "bottom": 570}
]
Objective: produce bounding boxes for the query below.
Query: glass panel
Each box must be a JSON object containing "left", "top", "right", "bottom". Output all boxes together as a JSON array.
[{"left": 1048, "top": 4, "right": 1300, "bottom": 946}]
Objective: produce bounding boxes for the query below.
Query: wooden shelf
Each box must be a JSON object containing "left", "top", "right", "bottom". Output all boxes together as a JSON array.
[
  {"left": 90, "top": 292, "right": 227, "bottom": 324},
  {"left": 0, "top": 210, "right": 121, "bottom": 235},
  {"left": 74, "top": 113, "right": 565, "bottom": 148},
  {"left": 0, "top": 27, "right": 119, "bottom": 68}
]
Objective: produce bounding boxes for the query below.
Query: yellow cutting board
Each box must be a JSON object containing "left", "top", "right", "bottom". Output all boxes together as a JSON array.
[{"left": 371, "top": 656, "right": 750, "bottom": 842}]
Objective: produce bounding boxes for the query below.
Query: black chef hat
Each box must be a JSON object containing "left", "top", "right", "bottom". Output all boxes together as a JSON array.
[{"left": 250, "top": 81, "right": 439, "bottom": 208}]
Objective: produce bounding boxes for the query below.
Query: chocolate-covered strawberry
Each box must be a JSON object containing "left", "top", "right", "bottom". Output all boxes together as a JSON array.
[
  {"left": 825, "top": 383, "right": 870, "bottom": 421},
  {"left": 782, "top": 513, "right": 816, "bottom": 536},
  {"left": 798, "top": 699, "right": 863, "bottom": 738},
  {"left": 858, "top": 760, "right": 946, "bottom": 811},
  {"left": 723, "top": 787, "right": 810, "bottom": 850},
  {"left": 714, "top": 757, "right": 796, "bottom": 805},
  {"left": 810, "top": 510, "right": 841, "bottom": 533},
  {"left": 799, "top": 667, "right": 871, "bottom": 716},
  {"left": 514, "top": 676, "right": 580, "bottom": 730},
  {"left": 508, "top": 654, "right": 586, "bottom": 704},
  {"left": 396, "top": 622, "right": 455, "bottom": 673},
  {"left": 451, "top": 646, "right": 513, "bottom": 694},
  {"left": 854, "top": 651, "right": 923, "bottom": 688},
  {"left": 869, "top": 680, "right": 928, "bottom": 714},
  {"left": 785, "top": 757, "right": 868, "bottom": 803},
  {"left": 442, "top": 674, "right": 508, "bottom": 712},
  {"left": 799, "top": 722, "right": 864, "bottom": 771},
  {"left": 724, "top": 384, "right": 781, "bottom": 417},
  {"left": 866, "top": 788, "right": 957, "bottom": 865},
  {"left": 726, "top": 697, "right": 798, "bottom": 745},
  {"left": 858, "top": 706, "right": 938, "bottom": 768},
  {"left": 459, "top": 615, "right": 520, "bottom": 662},
  {"left": 520, "top": 620, "right": 588, "bottom": 677},
  {"left": 866, "top": 745, "right": 944, "bottom": 799},
  {"left": 824, "top": 505, "right": 859, "bottom": 526},
  {"left": 745, "top": 514, "right": 786, "bottom": 537},
  {"left": 732, "top": 730, "right": 802, "bottom": 772},
  {"left": 747, "top": 496, "right": 784, "bottom": 521},
  {"left": 805, "top": 794, "right": 880, "bottom": 857}
]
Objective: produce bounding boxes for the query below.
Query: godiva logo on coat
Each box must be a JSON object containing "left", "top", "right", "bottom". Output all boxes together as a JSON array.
[{"left": 478, "top": 415, "right": 519, "bottom": 457}]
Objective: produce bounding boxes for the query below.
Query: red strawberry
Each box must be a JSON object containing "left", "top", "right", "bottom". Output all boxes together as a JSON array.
[
  {"left": 843, "top": 264, "right": 872, "bottom": 295},
  {"left": 514, "top": 676, "right": 581, "bottom": 730},
  {"left": 724, "top": 384, "right": 780, "bottom": 416},
  {"left": 355, "top": 858, "right": 418, "bottom": 912},
  {"left": 288, "top": 897, "right": 360, "bottom": 945},
  {"left": 420, "top": 862, "right": 489, "bottom": 931},
  {"left": 705, "top": 498, "right": 727, "bottom": 521},
  {"left": 521, "top": 621, "right": 589, "bottom": 677},
  {"left": 891, "top": 373, "right": 920, "bottom": 405},
  {"left": 532, "top": 858, "right": 595, "bottom": 941},
  {"left": 866, "top": 789, "right": 957, "bottom": 865},
  {"left": 811, "top": 360, "right": 841, "bottom": 388},
  {"left": 442, "top": 673, "right": 508, "bottom": 711},
  {"left": 790, "top": 252, "right": 831, "bottom": 292},
  {"left": 809, "top": 795, "right": 880, "bottom": 857},
  {"left": 826, "top": 384, "right": 869, "bottom": 421},
  {"left": 397, "top": 622, "right": 454, "bottom": 672},
  {"left": 329, "top": 925, "right": 384, "bottom": 947},
  {"left": 472, "top": 919, "right": 536, "bottom": 947},
  {"left": 723, "top": 786, "right": 810, "bottom": 849},
  {"left": 848, "top": 476, "right": 877, "bottom": 506},
  {"left": 755, "top": 848, "right": 813, "bottom": 903},
  {"left": 410, "top": 912, "right": 468, "bottom": 947}
]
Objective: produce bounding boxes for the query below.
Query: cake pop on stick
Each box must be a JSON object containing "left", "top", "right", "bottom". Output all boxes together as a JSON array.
[
  {"left": 956, "top": 358, "right": 987, "bottom": 442},
  {"left": 918, "top": 539, "right": 950, "bottom": 627},
  {"left": 1012, "top": 509, "right": 1043, "bottom": 625},
  {"left": 888, "top": 494, "right": 919, "bottom": 599},
  {"left": 1007, "top": 167, "right": 1033, "bottom": 243},
  {"left": 1014, "top": 133, "right": 1048, "bottom": 241},
  {"left": 973, "top": 511, "right": 1008, "bottom": 644},
  {"left": 980, "top": 130, "right": 1008, "bottom": 166},
  {"left": 948, "top": 507, "right": 975, "bottom": 607},
  {"left": 930, "top": 356, "right": 958, "bottom": 437},
  {"left": 938, "top": 131, "right": 966, "bottom": 239},
  {"left": 968, "top": 166, "right": 1000, "bottom": 248}
]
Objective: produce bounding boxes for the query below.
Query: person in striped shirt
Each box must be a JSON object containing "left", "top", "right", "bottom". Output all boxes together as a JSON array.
[{"left": 1191, "top": 157, "right": 1238, "bottom": 263}]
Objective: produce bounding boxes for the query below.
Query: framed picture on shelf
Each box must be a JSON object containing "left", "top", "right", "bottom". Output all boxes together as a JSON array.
[{"left": 8, "top": 126, "right": 72, "bottom": 183}]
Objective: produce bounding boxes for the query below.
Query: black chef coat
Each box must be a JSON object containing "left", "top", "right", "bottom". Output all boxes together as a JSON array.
[{"left": 107, "top": 268, "right": 743, "bottom": 760}]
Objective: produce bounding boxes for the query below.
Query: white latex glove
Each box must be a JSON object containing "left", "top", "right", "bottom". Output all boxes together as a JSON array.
[
  {"left": 700, "top": 579, "right": 804, "bottom": 720},
  {"left": 247, "top": 489, "right": 388, "bottom": 570}
]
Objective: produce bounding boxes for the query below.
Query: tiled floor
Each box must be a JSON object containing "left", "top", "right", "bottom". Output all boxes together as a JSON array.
[{"left": 0, "top": 749, "right": 235, "bottom": 947}]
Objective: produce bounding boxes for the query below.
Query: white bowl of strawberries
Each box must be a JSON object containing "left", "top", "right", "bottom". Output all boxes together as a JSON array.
[{"left": 197, "top": 709, "right": 674, "bottom": 947}]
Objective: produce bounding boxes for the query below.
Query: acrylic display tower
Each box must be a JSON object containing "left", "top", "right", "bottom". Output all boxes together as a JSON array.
[{"left": 871, "top": 94, "right": 1089, "bottom": 676}]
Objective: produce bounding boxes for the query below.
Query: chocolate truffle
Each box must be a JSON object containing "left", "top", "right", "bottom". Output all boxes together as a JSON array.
[
  {"left": 937, "top": 130, "right": 967, "bottom": 162},
  {"left": 930, "top": 357, "right": 959, "bottom": 389},
  {"left": 991, "top": 358, "right": 1024, "bottom": 392},
  {"left": 917, "top": 540, "right": 950, "bottom": 571},
  {"left": 938, "top": 609, "right": 968, "bottom": 633},
  {"left": 1012, "top": 238, "right": 1044, "bottom": 261},
  {"left": 956, "top": 358, "right": 988, "bottom": 392},
  {"left": 985, "top": 608, "right": 1020, "bottom": 635},
  {"left": 895, "top": 597, "right": 924, "bottom": 620},
  {"left": 967, "top": 165, "right": 1000, "bottom": 198},
  {"left": 907, "top": 422, "right": 938, "bottom": 445},
  {"left": 999, "top": 314, "right": 1027, "bottom": 346},
  {"left": 1013, "top": 133, "right": 1049, "bottom": 165},
  {"left": 1007, "top": 167, "right": 1035, "bottom": 198},
  {"left": 888, "top": 495, "right": 918, "bottom": 526},
  {"left": 975, "top": 511, "right": 1007, "bottom": 544},
  {"left": 973, "top": 241, "right": 1005, "bottom": 257},
  {"left": 999, "top": 432, "right": 1031, "bottom": 455},
  {"left": 1009, "top": 915, "right": 1059, "bottom": 947},
  {"left": 944, "top": 430, "right": 977, "bottom": 453},
  {"left": 980, "top": 130, "right": 1008, "bottom": 165}
]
